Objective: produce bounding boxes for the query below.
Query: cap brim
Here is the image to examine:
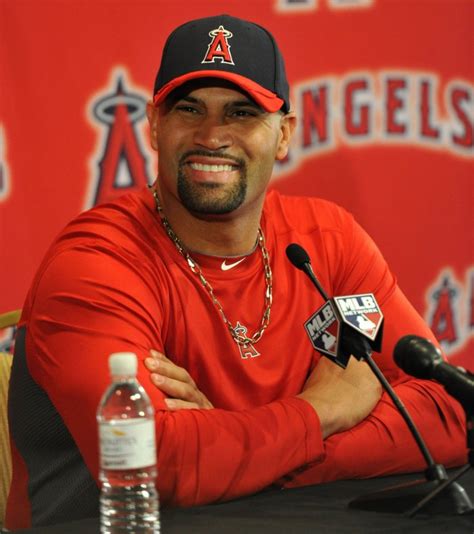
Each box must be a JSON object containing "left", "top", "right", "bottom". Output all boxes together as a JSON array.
[{"left": 153, "top": 70, "right": 285, "bottom": 113}]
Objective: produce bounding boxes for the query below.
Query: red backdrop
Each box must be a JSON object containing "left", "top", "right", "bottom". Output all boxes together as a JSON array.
[{"left": 1, "top": 0, "right": 472, "bottom": 368}]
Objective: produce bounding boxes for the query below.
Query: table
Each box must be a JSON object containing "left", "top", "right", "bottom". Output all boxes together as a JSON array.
[{"left": 11, "top": 469, "right": 474, "bottom": 533}]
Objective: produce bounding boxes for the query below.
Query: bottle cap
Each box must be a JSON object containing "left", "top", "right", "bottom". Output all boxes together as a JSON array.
[{"left": 109, "top": 352, "right": 138, "bottom": 376}]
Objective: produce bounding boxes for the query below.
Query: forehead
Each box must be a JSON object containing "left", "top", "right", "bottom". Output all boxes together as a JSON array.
[{"left": 165, "top": 78, "right": 258, "bottom": 106}]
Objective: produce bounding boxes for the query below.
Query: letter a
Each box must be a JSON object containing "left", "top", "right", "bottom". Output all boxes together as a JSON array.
[
  {"left": 202, "top": 26, "right": 234, "bottom": 65},
  {"left": 430, "top": 277, "right": 458, "bottom": 345}
]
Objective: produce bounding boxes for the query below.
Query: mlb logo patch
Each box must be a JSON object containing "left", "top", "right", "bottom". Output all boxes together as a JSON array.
[
  {"left": 304, "top": 301, "right": 341, "bottom": 359},
  {"left": 334, "top": 294, "right": 383, "bottom": 342}
]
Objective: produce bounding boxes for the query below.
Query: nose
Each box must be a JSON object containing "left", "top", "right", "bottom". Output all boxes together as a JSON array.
[{"left": 193, "top": 114, "right": 233, "bottom": 151}]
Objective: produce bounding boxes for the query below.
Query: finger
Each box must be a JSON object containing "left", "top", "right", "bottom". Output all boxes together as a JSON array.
[
  {"left": 148, "top": 358, "right": 196, "bottom": 385},
  {"left": 145, "top": 351, "right": 166, "bottom": 372},
  {"left": 145, "top": 357, "right": 196, "bottom": 386},
  {"left": 150, "top": 349, "right": 167, "bottom": 360},
  {"left": 151, "top": 373, "right": 214, "bottom": 409},
  {"left": 200, "top": 397, "right": 214, "bottom": 409},
  {"left": 150, "top": 372, "right": 201, "bottom": 403},
  {"left": 150, "top": 349, "right": 176, "bottom": 364},
  {"left": 165, "top": 398, "right": 212, "bottom": 411}
]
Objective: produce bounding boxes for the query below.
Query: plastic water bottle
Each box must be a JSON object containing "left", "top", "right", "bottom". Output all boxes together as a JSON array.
[{"left": 97, "top": 352, "right": 160, "bottom": 533}]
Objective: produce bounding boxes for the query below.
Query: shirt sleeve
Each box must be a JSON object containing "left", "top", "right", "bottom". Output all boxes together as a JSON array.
[
  {"left": 281, "top": 212, "right": 467, "bottom": 487},
  {"left": 25, "top": 243, "right": 325, "bottom": 507}
]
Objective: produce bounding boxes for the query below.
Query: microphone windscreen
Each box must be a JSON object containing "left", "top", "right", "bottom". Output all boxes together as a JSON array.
[
  {"left": 393, "top": 335, "right": 442, "bottom": 379},
  {"left": 286, "top": 243, "right": 310, "bottom": 270}
]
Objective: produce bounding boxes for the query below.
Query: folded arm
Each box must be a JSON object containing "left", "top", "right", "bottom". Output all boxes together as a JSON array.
[
  {"left": 283, "top": 284, "right": 467, "bottom": 488},
  {"left": 25, "top": 248, "right": 325, "bottom": 507}
]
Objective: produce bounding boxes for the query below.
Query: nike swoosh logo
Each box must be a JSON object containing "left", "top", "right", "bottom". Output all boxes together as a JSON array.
[{"left": 221, "top": 258, "right": 246, "bottom": 271}]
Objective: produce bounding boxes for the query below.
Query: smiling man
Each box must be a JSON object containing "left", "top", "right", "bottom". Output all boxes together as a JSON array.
[
  {"left": 6, "top": 14, "right": 467, "bottom": 529},
  {"left": 147, "top": 78, "right": 293, "bottom": 254}
]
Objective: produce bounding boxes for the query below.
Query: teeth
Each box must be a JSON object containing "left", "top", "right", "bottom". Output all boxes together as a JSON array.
[{"left": 189, "top": 163, "right": 235, "bottom": 172}]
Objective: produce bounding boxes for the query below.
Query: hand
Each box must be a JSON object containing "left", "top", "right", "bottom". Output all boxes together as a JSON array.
[
  {"left": 145, "top": 350, "right": 214, "bottom": 411},
  {"left": 298, "top": 356, "right": 382, "bottom": 439}
]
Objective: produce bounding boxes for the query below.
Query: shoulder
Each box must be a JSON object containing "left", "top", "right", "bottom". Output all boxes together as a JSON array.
[
  {"left": 262, "top": 189, "right": 394, "bottom": 299},
  {"left": 38, "top": 187, "right": 162, "bottom": 268},
  {"left": 63, "top": 187, "right": 155, "bottom": 242},
  {"left": 23, "top": 188, "right": 166, "bottom": 312},
  {"left": 263, "top": 189, "right": 354, "bottom": 235}
]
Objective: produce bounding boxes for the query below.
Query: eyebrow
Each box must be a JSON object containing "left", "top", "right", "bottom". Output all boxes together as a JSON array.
[
  {"left": 177, "top": 95, "right": 264, "bottom": 112},
  {"left": 179, "top": 96, "right": 200, "bottom": 104},
  {"left": 231, "top": 100, "right": 263, "bottom": 110}
]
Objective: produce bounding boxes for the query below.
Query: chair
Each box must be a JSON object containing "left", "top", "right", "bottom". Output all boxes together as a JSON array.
[
  {"left": 0, "top": 309, "right": 20, "bottom": 527},
  {"left": 0, "top": 310, "right": 21, "bottom": 330}
]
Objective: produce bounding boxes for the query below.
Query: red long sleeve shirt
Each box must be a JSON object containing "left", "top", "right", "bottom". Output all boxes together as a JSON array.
[{"left": 6, "top": 187, "right": 466, "bottom": 528}]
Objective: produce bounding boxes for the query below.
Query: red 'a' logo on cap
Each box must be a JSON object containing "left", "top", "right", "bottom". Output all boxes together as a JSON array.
[{"left": 201, "top": 25, "right": 235, "bottom": 65}]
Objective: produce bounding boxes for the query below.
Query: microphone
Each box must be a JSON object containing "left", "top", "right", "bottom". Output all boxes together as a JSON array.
[
  {"left": 286, "top": 243, "right": 383, "bottom": 369},
  {"left": 286, "top": 242, "right": 473, "bottom": 515},
  {"left": 286, "top": 243, "right": 330, "bottom": 300},
  {"left": 394, "top": 335, "right": 474, "bottom": 413}
]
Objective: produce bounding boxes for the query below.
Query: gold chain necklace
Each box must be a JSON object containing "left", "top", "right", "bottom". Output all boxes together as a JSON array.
[{"left": 151, "top": 188, "right": 273, "bottom": 347}]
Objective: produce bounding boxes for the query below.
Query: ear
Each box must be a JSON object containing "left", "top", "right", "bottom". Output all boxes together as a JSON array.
[
  {"left": 275, "top": 111, "right": 296, "bottom": 161},
  {"left": 146, "top": 101, "right": 159, "bottom": 151}
]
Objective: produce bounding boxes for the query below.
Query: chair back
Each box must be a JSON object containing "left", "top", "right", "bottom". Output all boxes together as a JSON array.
[
  {"left": 0, "top": 309, "right": 20, "bottom": 527},
  {"left": 0, "top": 310, "right": 21, "bottom": 330},
  {"left": 0, "top": 352, "right": 13, "bottom": 528}
]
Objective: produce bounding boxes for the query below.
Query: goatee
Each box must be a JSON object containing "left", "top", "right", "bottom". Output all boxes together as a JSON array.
[{"left": 177, "top": 151, "right": 247, "bottom": 215}]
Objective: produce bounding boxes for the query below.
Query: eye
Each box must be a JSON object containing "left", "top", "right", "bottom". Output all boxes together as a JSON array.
[
  {"left": 230, "top": 108, "right": 259, "bottom": 118},
  {"left": 175, "top": 104, "right": 200, "bottom": 114}
]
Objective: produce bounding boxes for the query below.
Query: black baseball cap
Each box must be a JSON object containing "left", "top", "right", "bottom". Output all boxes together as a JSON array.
[{"left": 153, "top": 14, "right": 290, "bottom": 113}]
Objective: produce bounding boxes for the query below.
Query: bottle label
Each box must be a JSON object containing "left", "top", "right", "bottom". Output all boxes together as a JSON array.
[{"left": 99, "top": 419, "right": 156, "bottom": 470}]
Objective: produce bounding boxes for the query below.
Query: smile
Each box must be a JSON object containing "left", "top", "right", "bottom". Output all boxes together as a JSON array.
[{"left": 189, "top": 163, "right": 236, "bottom": 172}]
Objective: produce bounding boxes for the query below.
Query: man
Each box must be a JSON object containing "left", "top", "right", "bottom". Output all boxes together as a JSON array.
[{"left": 6, "top": 14, "right": 466, "bottom": 529}]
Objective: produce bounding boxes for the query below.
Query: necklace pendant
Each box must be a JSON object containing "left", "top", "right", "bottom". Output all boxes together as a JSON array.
[{"left": 234, "top": 322, "right": 260, "bottom": 359}]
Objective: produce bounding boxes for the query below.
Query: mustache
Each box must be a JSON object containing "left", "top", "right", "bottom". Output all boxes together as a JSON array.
[{"left": 179, "top": 150, "right": 245, "bottom": 168}]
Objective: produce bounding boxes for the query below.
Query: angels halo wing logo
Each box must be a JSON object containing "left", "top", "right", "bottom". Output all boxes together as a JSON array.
[
  {"left": 201, "top": 25, "right": 234, "bottom": 65},
  {"left": 234, "top": 322, "right": 260, "bottom": 359},
  {"left": 86, "top": 68, "right": 154, "bottom": 208}
]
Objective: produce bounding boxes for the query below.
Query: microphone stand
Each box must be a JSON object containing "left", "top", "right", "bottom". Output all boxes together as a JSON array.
[
  {"left": 404, "top": 407, "right": 474, "bottom": 516},
  {"left": 285, "top": 243, "right": 473, "bottom": 516},
  {"left": 349, "top": 354, "right": 474, "bottom": 516}
]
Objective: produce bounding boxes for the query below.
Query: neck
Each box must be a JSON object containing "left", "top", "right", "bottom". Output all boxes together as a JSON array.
[{"left": 152, "top": 183, "right": 265, "bottom": 256}]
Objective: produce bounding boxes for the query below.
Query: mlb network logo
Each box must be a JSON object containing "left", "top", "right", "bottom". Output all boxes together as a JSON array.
[
  {"left": 305, "top": 301, "right": 340, "bottom": 358},
  {"left": 334, "top": 294, "right": 382, "bottom": 341},
  {"left": 304, "top": 293, "right": 383, "bottom": 365}
]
